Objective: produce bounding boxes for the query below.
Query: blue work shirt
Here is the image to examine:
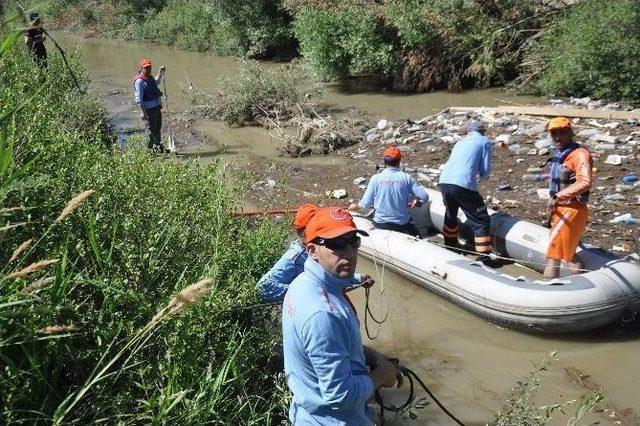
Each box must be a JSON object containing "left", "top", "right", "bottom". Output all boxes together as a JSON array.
[
  {"left": 257, "top": 240, "right": 362, "bottom": 302},
  {"left": 282, "top": 257, "right": 375, "bottom": 425},
  {"left": 134, "top": 74, "right": 163, "bottom": 110},
  {"left": 439, "top": 131, "right": 492, "bottom": 191},
  {"left": 358, "top": 167, "right": 428, "bottom": 225}
]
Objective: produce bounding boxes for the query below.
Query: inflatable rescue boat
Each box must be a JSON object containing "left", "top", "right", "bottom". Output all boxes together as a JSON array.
[{"left": 354, "top": 188, "right": 640, "bottom": 333}]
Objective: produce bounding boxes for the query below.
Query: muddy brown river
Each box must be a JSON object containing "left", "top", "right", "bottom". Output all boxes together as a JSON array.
[{"left": 58, "top": 34, "right": 639, "bottom": 425}]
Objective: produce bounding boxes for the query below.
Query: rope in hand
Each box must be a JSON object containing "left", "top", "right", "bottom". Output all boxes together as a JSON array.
[
  {"left": 364, "top": 285, "right": 390, "bottom": 340},
  {"left": 375, "top": 359, "right": 465, "bottom": 426}
]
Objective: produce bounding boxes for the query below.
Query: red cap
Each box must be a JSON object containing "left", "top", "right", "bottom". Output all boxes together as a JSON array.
[
  {"left": 293, "top": 203, "right": 319, "bottom": 230},
  {"left": 305, "top": 207, "right": 368, "bottom": 243},
  {"left": 139, "top": 58, "right": 153, "bottom": 68},
  {"left": 548, "top": 117, "right": 572, "bottom": 131},
  {"left": 383, "top": 146, "right": 402, "bottom": 162}
]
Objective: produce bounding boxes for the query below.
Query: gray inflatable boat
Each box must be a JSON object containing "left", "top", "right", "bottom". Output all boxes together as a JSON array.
[{"left": 354, "top": 189, "right": 640, "bottom": 333}]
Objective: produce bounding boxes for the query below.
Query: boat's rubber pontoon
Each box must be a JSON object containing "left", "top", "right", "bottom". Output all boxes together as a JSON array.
[{"left": 355, "top": 189, "right": 640, "bottom": 333}]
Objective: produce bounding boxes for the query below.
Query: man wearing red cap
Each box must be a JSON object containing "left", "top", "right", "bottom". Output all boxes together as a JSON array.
[
  {"left": 544, "top": 117, "right": 592, "bottom": 278},
  {"left": 134, "top": 58, "right": 166, "bottom": 151},
  {"left": 439, "top": 120, "right": 495, "bottom": 264},
  {"left": 349, "top": 146, "right": 428, "bottom": 236},
  {"left": 256, "top": 204, "right": 373, "bottom": 302},
  {"left": 283, "top": 207, "right": 400, "bottom": 425}
]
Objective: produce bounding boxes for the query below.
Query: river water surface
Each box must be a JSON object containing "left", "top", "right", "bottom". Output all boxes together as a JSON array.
[{"left": 58, "top": 34, "right": 639, "bottom": 425}]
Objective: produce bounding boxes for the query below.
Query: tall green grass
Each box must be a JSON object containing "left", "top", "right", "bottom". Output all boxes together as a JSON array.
[{"left": 0, "top": 28, "right": 289, "bottom": 424}]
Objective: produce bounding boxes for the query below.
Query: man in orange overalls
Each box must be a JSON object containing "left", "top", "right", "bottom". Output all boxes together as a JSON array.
[{"left": 543, "top": 117, "right": 593, "bottom": 279}]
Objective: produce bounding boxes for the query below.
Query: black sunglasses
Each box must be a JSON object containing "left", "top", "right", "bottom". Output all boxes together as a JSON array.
[{"left": 317, "top": 236, "right": 361, "bottom": 251}]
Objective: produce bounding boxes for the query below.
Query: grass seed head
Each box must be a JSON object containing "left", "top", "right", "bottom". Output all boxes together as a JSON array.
[
  {"left": 55, "top": 190, "right": 95, "bottom": 222},
  {"left": 21, "top": 276, "right": 56, "bottom": 293},
  {"left": 5, "top": 259, "right": 59, "bottom": 280},
  {"left": 37, "top": 325, "right": 78, "bottom": 335},
  {"left": 9, "top": 238, "right": 34, "bottom": 263},
  {"left": 168, "top": 278, "right": 213, "bottom": 315}
]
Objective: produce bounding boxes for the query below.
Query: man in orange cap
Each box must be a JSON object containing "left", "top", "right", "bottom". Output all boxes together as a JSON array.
[
  {"left": 134, "top": 58, "right": 166, "bottom": 151},
  {"left": 282, "top": 207, "right": 400, "bottom": 425},
  {"left": 543, "top": 117, "right": 592, "bottom": 278},
  {"left": 349, "top": 146, "right": 428, "bottom": 236},
  {"left": 439, "top": 119, "right": 495, "bottom": 264},
  {"left": 256, "top": 204, "right": 373, "bottom": 302}
]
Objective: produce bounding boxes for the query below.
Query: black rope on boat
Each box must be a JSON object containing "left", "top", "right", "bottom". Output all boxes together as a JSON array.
[{"left": 375, "top": 359, "right": 465, "bottom": 426}]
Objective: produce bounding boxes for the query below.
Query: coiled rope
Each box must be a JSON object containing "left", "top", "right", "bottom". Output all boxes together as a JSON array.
[{"left": 375, "top": 359, "right": 465, "bottom": 426}]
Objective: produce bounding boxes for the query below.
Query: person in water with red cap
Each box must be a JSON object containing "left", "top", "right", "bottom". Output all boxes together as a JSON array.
[
  {"left": 256, "top": 204, "right": 373, "bottom": 302},
  {"left": 134, "top": 58, "right": 166, "bottom": 151},
  {"left": 349, "top": 146, "right": 428, "bottom": 236}
]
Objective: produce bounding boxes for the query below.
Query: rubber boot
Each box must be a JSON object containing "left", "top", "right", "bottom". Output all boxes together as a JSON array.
[{"left": 475, "top": 253, "right": 501, "bottom": 269}]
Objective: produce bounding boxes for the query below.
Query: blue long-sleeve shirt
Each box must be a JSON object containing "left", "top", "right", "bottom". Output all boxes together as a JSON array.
[
  {"left": 134, "top": 74, "right": 163, "bottom": 110},
  {"left": 282, "top": 257, "right": 375, "bottom": 425},
  {"left": 256, "top": 240, "right": 362, "bottom": 302},
  {"left": 358, "top": 167, "right": 428, "bottom": 225},
  {"left": 439, "top": 131, "right": 492, "bottom": 191}
]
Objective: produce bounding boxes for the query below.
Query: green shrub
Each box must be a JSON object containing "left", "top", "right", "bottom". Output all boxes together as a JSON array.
[
  {"left": 1, "top": 33, "right": 289, "bottom": 423},
  {"left": 208, "top": 59, "right": 322, "bottom": 126},
  {"left": 292, "top": 5, "right": 394, "bottom": 80},
  {"left": 527, "top": 0, "right": 640, "bottom": 102}
]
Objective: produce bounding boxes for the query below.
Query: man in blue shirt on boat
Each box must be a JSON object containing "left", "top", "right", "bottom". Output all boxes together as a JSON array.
[
  {"left": 282, "top": 207, "right": 400, "bottom": 425},
  {"left": 134, "top": 58, "right": 166, "bottom": 151},
  {"left": 257, "top": 204, "right": 373, "bottom": 302},
  {"left": 439, "top": 120, "right": 495, "bottom": 264},
  {"left": 349, "top": 146, "right": 428, "bottom": 236}
]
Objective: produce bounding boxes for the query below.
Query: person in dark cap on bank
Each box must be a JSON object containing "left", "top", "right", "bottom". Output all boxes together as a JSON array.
[
  {"left": 439, "top": 120, "right": 496, "bottom": 265},
  {"left": 23, "top": 10, "right": 47, "bottom": 66}
]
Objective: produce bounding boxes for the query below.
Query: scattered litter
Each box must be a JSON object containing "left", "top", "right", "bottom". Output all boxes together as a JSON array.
[
  {"left": 604, "top": 154, "right": 627, "bottom": 165},
  {"left": 376, "top": 119, "right": 389, "bottom": 130},
  {"left": 328, "top": 189, "right": 347, "bottom": 199},
  {"left": 537, "top": 188, "right": 550, "bottom": 200},
  {"left": 621, "top": 174, "right": 638, "bottom": 184},
  {"left": 603, "top": 193, "right": 626, "bottom": 203},
  {"left": 266, "top": 179, "right": 276, "bottom": 189},
  {"left": 609, "top": 213, "right": 640, "bottom": 224},
  {"left": 353, "top": 177, "right": 367, "bottom": 185},
  {"left": 497, "top": 184, "right": 512, "bottom": 191},
  {"left": 615, "top": 184, "right": 635, "bottom": 192}
]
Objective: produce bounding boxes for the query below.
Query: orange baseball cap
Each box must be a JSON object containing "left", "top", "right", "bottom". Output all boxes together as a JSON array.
[
  {"left": 139, "top": 58, "right": 153, "bottom": 68},
  {"left": 305, "top": 207, "right": 368, "bottom": 242},
  {"left": 548, "top": 117, "right": 572, "bottom": 131},
  {"left": 293, "top": 203, "right": 319, "bottom": 230},
  {"left": 383, "top": 146, "right": 402, "bottom": 162}
]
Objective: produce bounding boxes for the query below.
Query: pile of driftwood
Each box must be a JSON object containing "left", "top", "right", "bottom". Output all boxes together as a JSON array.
[{"left": 265, "top": 111, "right": 365, "bottom": 157}]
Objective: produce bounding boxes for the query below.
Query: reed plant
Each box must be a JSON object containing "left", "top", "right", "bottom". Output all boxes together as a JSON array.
[{"left": 1, "top": 27, "right": 290, "bottom": 424}]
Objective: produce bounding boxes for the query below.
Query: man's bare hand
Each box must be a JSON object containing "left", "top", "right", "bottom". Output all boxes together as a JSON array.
[
  {"left": 348, "top": 203, "right": 359, "bottom": 212},
  {"left": 370, "top": 359, "right": 398, "bottom": 389}
]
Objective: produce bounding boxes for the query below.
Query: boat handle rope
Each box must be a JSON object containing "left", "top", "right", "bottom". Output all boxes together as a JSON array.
[
  {"left": 425, "top": 237, "right": 596, "bottom": 274},
  {"left": 375, "top": 358, "right": 465, "bottom": 426}
]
